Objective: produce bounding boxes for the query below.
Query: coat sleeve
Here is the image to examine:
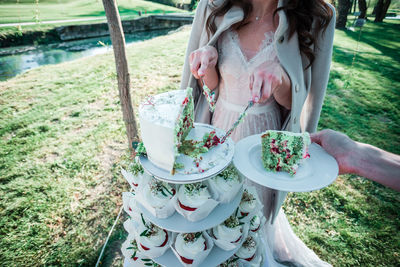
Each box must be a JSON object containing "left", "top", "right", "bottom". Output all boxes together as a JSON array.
[
  {"left": 180, "top": 0, "right": 210, "bottom": 94},
  {"left": 302, "top": 4, "right": 336, "bottom": 133}
]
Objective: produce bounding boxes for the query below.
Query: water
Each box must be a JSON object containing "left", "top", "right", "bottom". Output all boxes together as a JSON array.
[{"left": 0, "top": 29, "right": 173, "bottom": 81}]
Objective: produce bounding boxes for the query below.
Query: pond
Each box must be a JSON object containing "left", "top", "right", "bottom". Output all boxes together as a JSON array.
[{"left": 0, "top": 28, "right": 172, "bottom": 81}]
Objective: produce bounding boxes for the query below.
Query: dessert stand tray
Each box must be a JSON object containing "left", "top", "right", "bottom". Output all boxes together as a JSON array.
[
  {"left": 234, "top": 134, "right": 339, "bottom": 192},
  {"left": 135, "top": 187, "right": 243, "bottom": 233},
  {"left": 140, "top": 123, "right": 234, "bottom": 184}
]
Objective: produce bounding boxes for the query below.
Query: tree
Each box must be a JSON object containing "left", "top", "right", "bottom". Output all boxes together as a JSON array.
[
  {"left": 336, "top": 0, "right": 352, "bottom": 29},
  {"left": 358, "top": 0, "right": 367, "bottom": 18},
  {"left": 102, "top": 0, "right": 139, "bottom": 150},
  {"left": 374, "top": 0, "right": 392, "bottom": 22}
]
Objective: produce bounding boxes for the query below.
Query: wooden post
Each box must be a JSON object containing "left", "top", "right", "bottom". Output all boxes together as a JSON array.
[{"left": 102, "top": 0, "right": 138, "bottom": 150}]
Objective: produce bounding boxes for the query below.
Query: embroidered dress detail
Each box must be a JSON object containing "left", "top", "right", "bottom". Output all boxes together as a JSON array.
[{"left": 212, "top": 30, "right": 281, "bottom": 142}]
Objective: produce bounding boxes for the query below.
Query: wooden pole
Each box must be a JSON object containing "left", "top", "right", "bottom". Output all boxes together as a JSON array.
[{"left": 102, "top": 0, "right": 138, "bottom": 150}]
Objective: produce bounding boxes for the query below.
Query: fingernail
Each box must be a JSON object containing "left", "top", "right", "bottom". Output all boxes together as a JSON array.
[{"left": 254, "top": 96, "right": 259, "bottom": 102}]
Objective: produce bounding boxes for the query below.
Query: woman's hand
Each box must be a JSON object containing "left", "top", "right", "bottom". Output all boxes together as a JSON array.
[
  {"left": 189, "top": 46, "right": 218, "bottom": 79},
  {"left": 249, "top": 60, "right": 291, "bottom": 109}
]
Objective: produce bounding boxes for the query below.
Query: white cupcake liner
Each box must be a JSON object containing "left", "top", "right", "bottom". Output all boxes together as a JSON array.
[
  {"left": 174, "top": 183, "right": 219, "bottom": 222},
  {"left": 170, "top": 231, "right": 214, "bottom": 267},
  {"left": 249, "top": 212, "right": 267, "bottom": 234},
  {"left": 209, "top": 222, "right": 249, "bottom": 251},
  {"left": 122, "top": 192, "right": 142, "bottom": 224},
  {"left": 174, "top": 196, "right": 219, "bottom": 222},
  {"left": 135, "top": 178, "right": 177, "bottom": 219},
  {"left": 134, "top": 226, "right": 172, "bottom": 258},
  {"left": 206, "top": 175, "right": 244, "bottom": 204},
  {"left": 238, "top": 186, "right": 264, "bottom": 223}
]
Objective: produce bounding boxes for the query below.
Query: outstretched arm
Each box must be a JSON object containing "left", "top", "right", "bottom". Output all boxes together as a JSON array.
[{"left": 311, "top": 129, "right": 400, "bottom": 192}]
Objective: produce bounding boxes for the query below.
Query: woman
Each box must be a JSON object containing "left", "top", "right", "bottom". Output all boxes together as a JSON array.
[{"left": 181, "top": 0, "right": 335, "bottom": 266}]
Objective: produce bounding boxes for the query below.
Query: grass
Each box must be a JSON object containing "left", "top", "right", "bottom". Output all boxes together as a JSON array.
[
  {"left": 0, "top": 19, "right": 399, "bottom": 267},
  {"left": 0, "top": 0, "right": 186, "bottom": 38},
  {"left": 0, "top": 0, "right": 183, "bottom": 24}
]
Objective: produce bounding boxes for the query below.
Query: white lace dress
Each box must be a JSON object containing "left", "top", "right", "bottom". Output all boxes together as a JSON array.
[{"left": 212, "top": 29, "right": 331, "bottom": 267}]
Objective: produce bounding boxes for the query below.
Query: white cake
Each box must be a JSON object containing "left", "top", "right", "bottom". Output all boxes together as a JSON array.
[{"left": 139, "top": 88, "right": 194, "bottom": 173}]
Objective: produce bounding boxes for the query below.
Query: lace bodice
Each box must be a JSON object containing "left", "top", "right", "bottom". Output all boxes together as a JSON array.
[
  {"left": 212, "top": 29, "right": 282, "bottom": 143},
  {"left": 217, "top": 30, "right": 279, "bottom": 106}
]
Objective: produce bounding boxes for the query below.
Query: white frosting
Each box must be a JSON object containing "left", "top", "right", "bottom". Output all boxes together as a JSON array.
[
  {"left": 236, "top": 236, "right": 257, "bottom": 259},
  {"left": 175, "top": 233, "right": 206, "bottom": 259},
  {"left": 178, "top": 184, "right": 211, "bottom": 208},
  {"left": 213, "top": 175, "right": 240, "bottom": 192},
  {"left": 139, "top": 90, "right": 187, "bottom": 172},
  {"left": 139, "top": 90, "right": 187, "bottom": 127},
  {"left": 138, "top": 227, "right": 167, "bottom": 248},
  {"left": 213, "top": 224, "right": 242, "bottom": 243},
  {"left": 144, "top": 181, "right": 174, "bottom": 208}
]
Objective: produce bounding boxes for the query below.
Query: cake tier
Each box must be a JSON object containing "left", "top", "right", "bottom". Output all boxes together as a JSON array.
[
  {"left": 139, "top": 123, "right": 234, "bottom": 184},
  {"left": 139, "top": 89, "right": 194, "bottom": 173}
]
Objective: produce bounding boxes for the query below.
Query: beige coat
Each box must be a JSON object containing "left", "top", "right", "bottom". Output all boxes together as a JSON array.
[{"left": 180, "top": 0, "right": 336, "bottom": 134}]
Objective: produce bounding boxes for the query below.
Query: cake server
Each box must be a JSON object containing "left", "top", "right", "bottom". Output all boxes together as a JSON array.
[{"left": 220, "top": 100, "right": 255, "bottom": 143}]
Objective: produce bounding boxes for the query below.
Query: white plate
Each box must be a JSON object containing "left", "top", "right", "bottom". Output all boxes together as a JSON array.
[
  {"left": 136, "top": 187, "right": 243, "bottom": 233},
  {"left": 140, "top": 123, "right": 234, "bottom": 184},
  {"left": 233, "top": 134, "right": 338, "bottom": 192}
]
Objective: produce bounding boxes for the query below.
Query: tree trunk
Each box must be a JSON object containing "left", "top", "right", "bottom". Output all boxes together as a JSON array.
[
  {"left": 358, "top": 0, "right": 367, "bottom": 18},
  {"left": 374, "top": 0, "right": 392, "bottom": 22},
  {"left": 102, "top": 0, "right": 139, "bottom": 150},
  {"left": 336, "top": 0, "right": 352, "bottom": 29}
]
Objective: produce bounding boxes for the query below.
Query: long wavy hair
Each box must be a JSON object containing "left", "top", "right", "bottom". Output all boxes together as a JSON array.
[{"left": 206, "top": 0, "right": 333, "bottom": 68}]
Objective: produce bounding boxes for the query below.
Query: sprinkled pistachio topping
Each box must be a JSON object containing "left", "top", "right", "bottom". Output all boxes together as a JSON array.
[
  {"left": 243, "top": 236, "right": 257, "bottom": 249},
  {"left": 184, "top": 182, "right": 207, "bottom": 196},
  {"left": 140, "top": 222, "right": 162, "bottom": 238},
  {"left": 224, "top": 215, "right": 241, "bottom": 228},
  {"left": 149, "top": 179, "right": 174, "bottom": 197},
  {"left": 218, "top": 164, "right": 239, "bottom": 181},
  {"left": 183, "top": 232, "right": 202, "bottom": 243},
  {"left": 241, "top": 189, "right": 256, "bottom": 204}
]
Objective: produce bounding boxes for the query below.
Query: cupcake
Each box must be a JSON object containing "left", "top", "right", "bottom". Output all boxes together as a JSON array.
[
  {"left": 238, "top": 187, "right": 262, "bottom": 222},
  {"left": 207, "top": 165, "right": 243, "bottom": 203},
  {"left": 218, "top": 256, "right": 240, "bottom": 267},
  {"left": 211, "top": 214, "right": 248, "bottom": 251},
  {"left": 136, "top": 215, "right": 170, "bottom": 258},
  {"left": 175, "top": 182, "right": 218, "bottom": 222},
  {"left": 173, "top": 232, "right": 213, "bottom": 266},
  {"left": 122, "top": 192, "right": 142, "bottom": 223},
  {"left": 121, "top": 234, "right": 152, "bottom": 266},
  {"left": 235, "top": 235, "right": 258, "bottom": 262},
  {"left": 121, "top": 156, "right": 147, "bottom": 190},
  {"left": 249, "top": 213, "right": 266, "bottom": 233},
  {"left": 136, "top": 177, "right": 177, "bottom": 219}
]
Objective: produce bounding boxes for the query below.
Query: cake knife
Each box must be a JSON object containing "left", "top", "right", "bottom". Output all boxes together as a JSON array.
[{"left": 220, "top": 100, "right": 255, "bottom": 143}]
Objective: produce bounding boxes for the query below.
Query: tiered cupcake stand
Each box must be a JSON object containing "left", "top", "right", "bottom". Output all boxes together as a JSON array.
[{"left": 120, "top": 124, "right": 269, "bottom": 267}]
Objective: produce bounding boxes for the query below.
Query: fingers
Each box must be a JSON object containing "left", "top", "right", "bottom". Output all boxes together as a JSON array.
[
  {"left": 252, "top": 74, "right": 263, "bottom": 103},
  {"left": 198, "top": 57, "right": 209, "bottom": 77},
  {"left": 190, "top": 56, "right": 201, "bottom": 79},
  {"left": 310, "top": 131, "right": 322, "bottom": 145}
]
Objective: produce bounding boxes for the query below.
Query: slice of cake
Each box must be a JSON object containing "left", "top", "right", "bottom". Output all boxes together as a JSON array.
[
  {"left": 261, "top": 130, "right": 311, "bottom": 176},
  {"left": 139, "top": 88, "right": 194, "bottom": 173}
]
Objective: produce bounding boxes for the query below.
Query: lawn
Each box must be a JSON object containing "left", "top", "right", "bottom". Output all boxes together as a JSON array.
[
  {"left": 0, "top": 0, "right": 183, "bottom": 25},
  {"left": 0, "top": 19, "right": 399, "bottom": 267}
]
